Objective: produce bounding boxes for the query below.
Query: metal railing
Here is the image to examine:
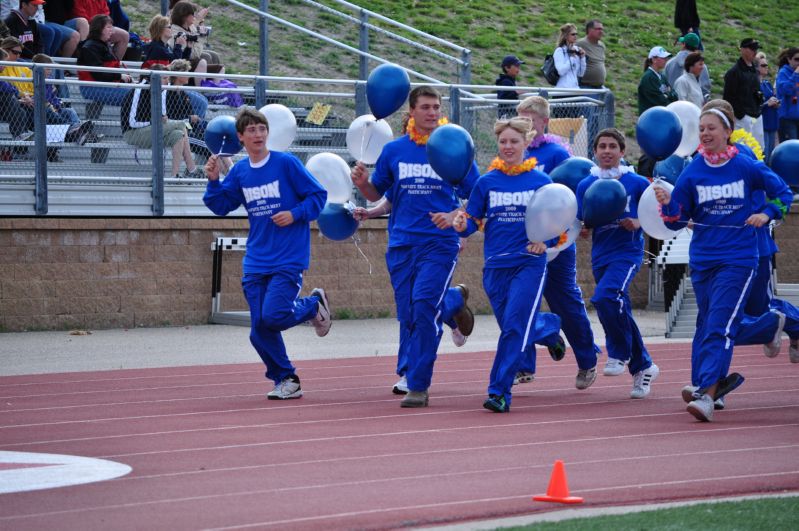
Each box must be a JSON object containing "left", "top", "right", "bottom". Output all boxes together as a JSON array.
[{"left": 0, "top": 62, "right": 613, "bottom": 217}]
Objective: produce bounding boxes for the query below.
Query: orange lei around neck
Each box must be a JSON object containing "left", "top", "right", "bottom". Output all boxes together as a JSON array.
[
  {"left": 407, "top": 117, "right": 449, "bottom": 145},
  {"left": 487, "top": 156, "right": 538, "bottom": 176}
]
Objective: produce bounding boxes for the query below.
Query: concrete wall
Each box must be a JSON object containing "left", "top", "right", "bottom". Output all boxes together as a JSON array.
[{"left": 1, "top": 211, "right": 796, "bottom": 332}]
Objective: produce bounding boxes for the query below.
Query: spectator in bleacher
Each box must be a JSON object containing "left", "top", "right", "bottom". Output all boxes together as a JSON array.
[
  {"left": 169, "top": 1, "right": 224, "bottom": 85},
  {"left": 121, "top": 65, "right": 201, "bottom": 179},
  {"left": 4, "top": 0, "right": 46, "bottom": 59},
  {"left": 0, "top": 37, "right": 32, "bottom": 96},
  {"left": 70, "top": 0, "right": 128, "bottom": 61},
  {"left": 25, "top": 1, "right": 80, "bottom": 59},
  {"left": 168, "top": 0, "right": 220, "bottom": 65},
  {"left": 142, "top": 14, "right": 190, "bottom": 69},
  {"left": 166, "top": 58, "right": 207, "bottom": 153},
  {"left": 43, "top": 0, "right": 89, "bottom": 42},
  {"left": 553, "top": 23, "right": 586, "bottom": 89},
  {"left": 76, "top": 14, "right": 132, "bottom": 109},
  {"left": 0, "top": 47, "right": 34, "bottom": 142}
]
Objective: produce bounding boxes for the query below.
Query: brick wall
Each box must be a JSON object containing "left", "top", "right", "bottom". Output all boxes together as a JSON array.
[{"left": 1, "top": 210, "right": 796, "bottom": 332}]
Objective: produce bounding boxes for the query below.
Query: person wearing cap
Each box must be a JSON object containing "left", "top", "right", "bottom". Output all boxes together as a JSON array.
[
  {"left": 638, "top": 46, "right": 678, "bottom": 177},
  {"left": 664, "top": 32, "right": 711, "bottom": 102},
  {"left": 495, "top": 54, "right": 523, "bottom": 118},
  {"left": 3, "top": 0, "right": 46, "bottom": 60},
  {"left": 723, "top": 38, "right": 765, "bottom": 148},
  {"left": 553, "top": 23, "right": 586, "bottom": 89}
]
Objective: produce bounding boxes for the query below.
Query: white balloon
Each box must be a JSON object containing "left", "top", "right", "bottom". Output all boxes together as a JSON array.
[
  {"left": 639, "top": 179, "right": 679, "bottom": 240},
  {"left": 525, "top": 183, "right": 578, "bottom": 243},
  {"left": 259, "top": 104, "right": 297, "bottom": 152},
  {"left": 305, "top": 152, "right": 353, "bottom": 204},
  {"left": 546, "top": 218, "right": 582, "bottom": 262},
  {"left": 346, "top": 114, "right": 393, "bottom": 164},
  {"left": 666, "top": 100, "right": 701, "bottom": 158}
]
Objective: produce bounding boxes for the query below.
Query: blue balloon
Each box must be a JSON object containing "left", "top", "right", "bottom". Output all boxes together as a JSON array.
[
  {"left": 582, "top": 179, "right": 627, "bottom": 228},
  {"left": 426, "top": 124, "right": 475, "bottom": 186},
  {"left": 204, "top": 115, "right": 242, "bottom": 156},
  {"left": 770, "top": 139, "right": 799, "bottom": 191},
  {"left": 548, "top": 157, "right": 596, "bottom": 192},
  {"left": 653, "top": 154, "right": 690, "bottom": 185},
  {"left": 366, "top": 64, "right": 410, "bottom": 120},
  {"left": 317, "top": 203, "right": 359, "bottom": 241},
  {"left": 636, "top": 107, "right": 682, "bottom": 161}
]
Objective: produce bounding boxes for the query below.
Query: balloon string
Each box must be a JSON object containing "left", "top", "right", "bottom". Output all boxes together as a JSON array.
[{"left": 352, "top": 234, "right": 373, "bottom": 275}]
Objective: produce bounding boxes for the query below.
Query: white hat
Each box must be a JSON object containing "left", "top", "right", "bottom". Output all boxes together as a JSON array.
[{"left": 648, "top": 46, "right": 671, "bottom": 59}]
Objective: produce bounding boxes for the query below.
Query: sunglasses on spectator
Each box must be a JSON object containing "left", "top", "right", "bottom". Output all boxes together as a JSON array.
[{"left": 7, "top": 49, "right": 23, "bottom": 55}]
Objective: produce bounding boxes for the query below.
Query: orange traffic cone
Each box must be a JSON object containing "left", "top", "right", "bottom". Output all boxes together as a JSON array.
[{"left": 533, "top": 460, "right": 584, "bottom": 504}]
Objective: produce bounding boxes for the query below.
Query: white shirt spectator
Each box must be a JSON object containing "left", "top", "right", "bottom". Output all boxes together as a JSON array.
[
  {"left": 554, "top": 45, "right": 586, "bottom": 88},
  {"left": 674, "top": 71, "right": 704, "bottom": 109}
]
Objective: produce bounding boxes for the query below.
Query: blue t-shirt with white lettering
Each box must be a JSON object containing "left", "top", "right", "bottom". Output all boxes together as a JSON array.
[
  {"left": 576, "top": 172, "right": 650, "bottom": 269},
  {"left": 371, "top": 135, "right": 479, "bottom": 247},
  {"left": 525, "top": 141, "right": 570, "bottom": 174},
  {"left": 662, "top": 154, "right": 793, "bottom": 271},
  {"left": 463, "top": 168, "right": 552, "bottom": 269},
  {"left": 203, "top": 151, "right": 327, "bottom": 273}
]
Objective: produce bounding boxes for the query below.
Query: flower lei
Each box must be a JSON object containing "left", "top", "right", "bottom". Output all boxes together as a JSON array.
[
  {"left": 730, "top": 129, "right": 764, "bottom": 161},
  {"left": 527, "top": 134, "right": 572, "bottom": 154},
  {"left": 698, "top": 144, "right": 739, "bottom": 165},
  {"left": 407, "top": 117, "right": 449, "bottom": 145},
  {"left": 589, "top": 164, "right": 634, "bottom": 179},
  {"left": 487, "top": 156, "right": 538, "bottom": 176}
]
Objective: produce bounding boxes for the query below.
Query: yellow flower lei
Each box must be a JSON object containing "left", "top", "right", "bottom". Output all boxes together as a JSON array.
[
  {"left": 407, "top": 117, "right": 449, "bottom": 145},
  {"left": 730, "top": 129, "right": 764, "bottom": 161},
  {"left": 487, "top": 156, "right": 538, "bottom": 176}
]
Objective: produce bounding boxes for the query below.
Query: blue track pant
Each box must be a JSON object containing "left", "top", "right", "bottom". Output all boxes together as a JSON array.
[
  {"left": 484, "top": 259, "right": 548, "bottom": 406},
  {"left": 519, "top": 244, "right": 600, "bottom": 372},
  {"left": 591, "top": 260, "right": 652, "bottom": 375},
  {"left": 690, "top": 265, "right": 754, "bottom": 389},
  {"left": 242, "top": 272, "right": 319, "bottom": 384},
  {"left": 744, "top": 255, "right": 774, "bottom": 316},
  {"left": 737, "top": 298, "right": 799, "bottom": 345},
  {"left": 387, "top": 239, "right": 460, "bottom": 392}
]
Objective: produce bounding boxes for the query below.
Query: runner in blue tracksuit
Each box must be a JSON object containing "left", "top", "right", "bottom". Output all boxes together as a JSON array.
[
  {"left": 454, "top": 116, "right": 561, "bottom": 412},
  {"left": 656, "top": 105, "right": 793, "bottom": 421},
  {"left": 515, "top": 96, "right": 601, "bottom": 389},
  {"left": 351, "top": 86, "right": 479, "bottom": 408},
  {"left": 203, "top": 108, "right": 330, "bottom": 401},
  {"left": 576, "top": 128, "right": 659, "bottom": 399}
]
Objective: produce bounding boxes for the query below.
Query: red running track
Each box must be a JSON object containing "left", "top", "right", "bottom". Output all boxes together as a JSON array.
[{"left": 1, "top": 343, "right": 798, "bottom": 530}]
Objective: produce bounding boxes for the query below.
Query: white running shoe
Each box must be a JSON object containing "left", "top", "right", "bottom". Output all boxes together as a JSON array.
[
  {"left": 451, "top": 327, "right": 467, "bottom": 347},
  {"left": 790, "top": 338, "right": 799, "bottom": 364},
  {"left": 267, "top": 376, "right": 302, "bottom": 400},
  {"left": 512, "top": 371, "right": 535, "bottom": 386},
  {"left": 763, "top": 310, "right": 786, "bottom": 358},
  {"left": 630, "top": 363, "right": 659, "bottom": 399},
  {"left": 603, "top": 357, "right": 627, "bottom": 376},
  {"left": 575, "top": 366, "right": 597, "bottom": 390},
  {"left": 687, "top": 393, "right": 714, "bottom": 422},
  {"left": 392, "top": 375, "right": 409, "bottom": 395},
  {"left": 310, "top": 288, "right": 332, "bottom": 337}
]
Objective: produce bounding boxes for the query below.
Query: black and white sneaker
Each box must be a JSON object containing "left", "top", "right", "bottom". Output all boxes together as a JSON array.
[
  {"left": 267, "top": 375, "right": 302, "bottom": 400},
  {"left": 310, "top": 288, "right": 331, "bottom": 337}
]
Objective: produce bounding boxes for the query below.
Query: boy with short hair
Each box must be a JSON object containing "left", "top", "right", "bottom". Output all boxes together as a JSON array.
[{"left": 203, "top": 107, "right": 330, "bottom": 400}]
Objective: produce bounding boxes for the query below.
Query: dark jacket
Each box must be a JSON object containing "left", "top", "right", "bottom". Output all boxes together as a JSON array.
[
  {"left": 120, "top": 82, "right": 151, "bottom": 133},
  {"left": 723, "top": 58, "right": 763, "bottom": 119},
  {"left": 76, "top": 39, "right": 124, "bottom": 82},
  {"left": 141, "top": 40, "right": 190, "bottom": 69},
  {"left": 674, "top": 0, "right": 699, "bottom": 32},
  {"left": 44, "top": 0, "right": 76, "bottom": 25},
  {"left": 637, "top": 67, "right": 677, "bottom": 115},
  {"left": 4, "top": 10, "right": 43, "bottom": 59}
]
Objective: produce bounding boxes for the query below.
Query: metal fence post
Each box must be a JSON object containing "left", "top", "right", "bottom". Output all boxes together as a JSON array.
[
  {"left": 32, "top": 66, "right": 48, "bottom": 215},
  {"left": 359, "top": 9, "right": 369, "bottom": 82},
  {"left": 459, "top": 49, "right": 471, "bottom": 86},
  {"left": 259, "top": 0, "right": 269, "bottom": 77},
  {"left": 449, "top": 85, "right": 460, "bottom": 125},
  {"left": 150, "top": 74, "right": 165, "bottom": 216},
  {"left": 255, "top": 77, "right": 268, "bottom": 109},
  {"left": 355, "top": 81, "right": 367, "bottom": 117},
  {"left": 160, "top": 0, "right": 168, "bottom": 15}
]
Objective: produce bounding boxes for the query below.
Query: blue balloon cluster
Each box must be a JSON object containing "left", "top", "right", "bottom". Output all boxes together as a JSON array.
[
  {"left": 636, "top": 107, "right": 682, "bottom": 161},
  {"left": 653, "top": 154, "right": 689, "bottom": 185},
  {"left": 204, "top": 115, "right": 242, "bottom": 156},
  {"left": 317, "top": 203, "right": 359, "bottom": 241},
  {"left": 548, "top": 157, "right": 596, "bottom": 192},
  {"left": 582, "top": 179, "right": 627, "bottom": 228},
  {"left": 426, "top": 124, "right": 475, "bottom": 186},
  {"left": 770, "top": 139, "right": 799, "bottom": 191},
  {"left": 366, "top": 64, "right": 411, "bottom": 120}
]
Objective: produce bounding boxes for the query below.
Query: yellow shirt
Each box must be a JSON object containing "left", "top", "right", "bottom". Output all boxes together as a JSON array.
[{"left": 0, "top": 64, "right": 33, "bottom": 97}]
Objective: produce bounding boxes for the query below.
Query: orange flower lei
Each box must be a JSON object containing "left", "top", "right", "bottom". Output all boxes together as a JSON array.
[
  {"left": 407, "top": 117, "right": 449, "bottom": 145},
  {"left": 555, "top": 231, "right": 568, "bottom": 247},
  {"left": 487, "top": 157, "right": 538, "bottom": 176}
]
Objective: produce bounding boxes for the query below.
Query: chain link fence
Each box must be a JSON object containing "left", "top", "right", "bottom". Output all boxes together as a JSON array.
[{"left": 0, "top": 61, "right": 613, "bottom": 215}]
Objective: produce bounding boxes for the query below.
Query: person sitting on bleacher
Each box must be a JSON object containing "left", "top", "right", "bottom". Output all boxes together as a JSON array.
[
  {"left": 166, "top": 58, "right": 208, "bottom": 158},
  {"left": 142, "top": 15, "right": 191, "bottom": 69},
  {"left": 120, "top": 65, "right": 202, "bottom": 180},
  {"left": 0, "top": 47, "right": 34, "bottom": 144},
  {"left": 76, "top": 14, "right": 132, "bottom": 113},
  {"left": 0, "top": 37, "right": 32, "bottom": 97},
  {"left": 43, "top": 0, "right": 89, "bottom": 46},
  {"left": 4, "top": 0, "right": 46, "bottom": 60},
  {"left": 168, "top": 0, "right": 221, "bottom": 66},
  {"left": 168, "top": 1, "right": 224, "bottom": 86},
  {"left": 70, "top": 0, "right": 128, "bottom": 61}
]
